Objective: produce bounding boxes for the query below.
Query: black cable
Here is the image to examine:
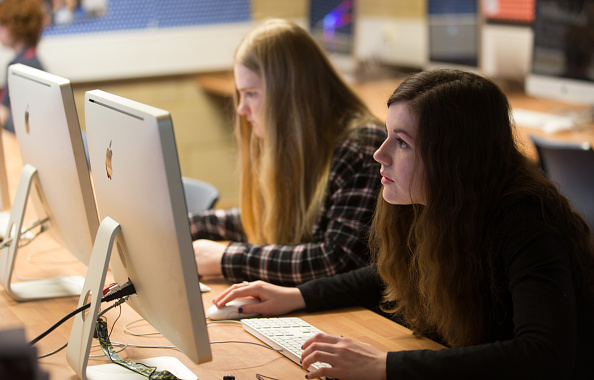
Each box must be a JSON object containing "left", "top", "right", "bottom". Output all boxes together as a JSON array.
[
  {"left": 36, "top": 298, "right": 130, "bottom": 359},
  {"left": 28, "top": 280, "right": 136, "bottom": 346}
]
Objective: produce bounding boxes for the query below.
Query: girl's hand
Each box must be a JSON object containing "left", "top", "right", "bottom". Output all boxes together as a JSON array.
[
  {"left": 301, "top": 333, "right": 387, "bottom": 380},
  {"left": 212, "top": 280, "right": 306, "bottom": 316}
]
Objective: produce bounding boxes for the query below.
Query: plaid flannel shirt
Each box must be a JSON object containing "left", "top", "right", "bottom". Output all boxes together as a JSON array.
[{"left": 189, "top": 123, "right": 386, "bottom": 286}]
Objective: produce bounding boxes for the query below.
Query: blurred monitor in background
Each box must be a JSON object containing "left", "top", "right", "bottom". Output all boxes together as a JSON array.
[
  {"left": 427, "top": 0, "right": 481, "bottom": 70},
  {"left": 309, "top": 0, "right": 358, "bottom": 77},
  {"left": 526, "top": 0, "right": 594, "bottom": 106}
]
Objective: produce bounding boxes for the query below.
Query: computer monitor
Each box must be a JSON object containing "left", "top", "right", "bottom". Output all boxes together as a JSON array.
[
  {"left": 482, "top": 0, "right": 535, "bottom": 24},
  {"left": 426, "top": 0, "right": 481, "bottom": 71},
  {"left": 0, "top": 130, "right": 12, "bottom": 239},
  {"left": 525, "top": 0, "right": 594, "bottom": 108},
  {"left": 67, "top": 90, "right": 211, "bottom": 378},
  {"left": 0, "top": 64, "right": 99, "bottom": 301},
  {"left": 480, "top": 0, "right": 535, "bottom": 81},
  {"left": 309, "top": 0, "right": 358, "bottom": 77}
]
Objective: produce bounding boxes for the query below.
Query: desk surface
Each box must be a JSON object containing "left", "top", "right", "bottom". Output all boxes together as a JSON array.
[
  {"left": 1, "top": 243, "right": 443, "bottom": 379},
  {"left": 0, "top": 130, "right": 442, "bottom": 379}
]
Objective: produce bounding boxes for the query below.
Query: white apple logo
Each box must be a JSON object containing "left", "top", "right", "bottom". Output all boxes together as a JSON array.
[
  {"left": 24, "top": 106, "right": 30, "bottom": 134},
  {"left": 105, "top": 140, "right": 113, "bottom": 180}
]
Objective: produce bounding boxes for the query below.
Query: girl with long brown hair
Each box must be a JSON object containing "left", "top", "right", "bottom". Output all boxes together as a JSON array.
[{"left": 211, "top": 69, "right": 594, "bottom": 379}]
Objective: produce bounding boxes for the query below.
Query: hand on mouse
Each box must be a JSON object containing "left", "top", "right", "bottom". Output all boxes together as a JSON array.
[{"left": 214, "top": 280, "right": 306, "bottom": 316}]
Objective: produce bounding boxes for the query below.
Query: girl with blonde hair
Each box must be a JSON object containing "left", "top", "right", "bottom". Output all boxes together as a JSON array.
[{"left": 190, "top": 19, "right": 385, "bottom": 285}]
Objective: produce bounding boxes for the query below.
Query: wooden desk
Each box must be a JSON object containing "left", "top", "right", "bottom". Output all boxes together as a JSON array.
[
  {"left": 196, "top": 71, "right": 594, "bottom": 157},
  {"left": 506, "top": 90, "right": 594, "bottom": 160},
  {"left": 1, "top": 258, "right": 443, "bottom": 379},
  {"left": 0, "top": 130, "right": 442, "bottom": 379},
  {"left": 0, "top": 131, "right": 25, "bottom": 206}
]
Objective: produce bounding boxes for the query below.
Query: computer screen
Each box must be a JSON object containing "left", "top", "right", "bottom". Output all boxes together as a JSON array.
[
  {"left": 480, "top": 0, "right": 535, "bottom": 81},
  {"left": 309, "top": 0, "right": 358, "bottom": 75},
  {"left": 526, "top": 0, "right": 594, "bottom": 105},
  {"left": 67, "top": 89, "right": 211, "bottom": 377},
  {"left": 1, "top": 64, "right": 99, "bottom": 301},
  {"left": 427, "top": 0, "right": 481, "bottom": 70},
  {"left": 482, "top": 0, "right": 535, "bottom": 25}
]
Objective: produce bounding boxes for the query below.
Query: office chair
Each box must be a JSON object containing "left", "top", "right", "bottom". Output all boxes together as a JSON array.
[
  {"left": 530, "top": 135, "right": 594, "bottom": 235},
  {"left": 181, "top": 176, "right": 219, "bottom": 214}
]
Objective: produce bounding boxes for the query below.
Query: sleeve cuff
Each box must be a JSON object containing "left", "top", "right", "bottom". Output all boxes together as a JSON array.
[{"left": 220, "top": 242, "right": 247, "bottom": 282}]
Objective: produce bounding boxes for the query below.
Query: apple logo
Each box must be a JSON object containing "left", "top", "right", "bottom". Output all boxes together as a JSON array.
[
  {"left": 105, "top": 140, "right": 113, "bottom": 180},
  {"left": 24, "top": 106, "right": 30, "bottom": 134}
]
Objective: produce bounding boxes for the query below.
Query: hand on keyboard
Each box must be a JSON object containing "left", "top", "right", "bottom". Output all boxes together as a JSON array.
[
  {"left": 242, "top": 318, "right": 331, "bottom": 372},
  {"left": 243, "top": 317, "right": 388, "bottom": 379},
  {"left": 301, "top": 330, "right": 388, "bottom": 380}
]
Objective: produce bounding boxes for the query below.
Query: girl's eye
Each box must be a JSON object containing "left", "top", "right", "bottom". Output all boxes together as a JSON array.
[{"left": 396, "top": 137, "right": 408, "bottom": 149}]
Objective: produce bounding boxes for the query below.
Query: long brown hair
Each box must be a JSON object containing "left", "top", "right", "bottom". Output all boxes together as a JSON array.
[
  {"left": 234, "top": 19, "right": 379, "bottom": 245},
  {"left": 370, "top": 69, "right": 594, "bottom": 347}
]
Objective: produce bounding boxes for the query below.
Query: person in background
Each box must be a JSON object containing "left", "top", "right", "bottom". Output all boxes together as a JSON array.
[
  {"left": 190, "top": 19, "right": 385, "bottom": 286},
  {"left": 212, "top": 69, "right": 594, "bottom": 379},
  {"left": 0, "top": 0, "right": 46, "bottom": 133}
]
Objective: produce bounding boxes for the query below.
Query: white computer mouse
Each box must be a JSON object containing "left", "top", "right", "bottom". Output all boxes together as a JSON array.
[
  {"left": 206, "top": 297, "right": 261, "bottom": 320},
  {"left": 542, "top": 118, "right": 575, "bottom": 133}
]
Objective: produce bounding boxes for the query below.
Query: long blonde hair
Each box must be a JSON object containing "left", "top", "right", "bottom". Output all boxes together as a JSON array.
[{"left": 234, "top": 19, "right": 378, "bottom": 245}]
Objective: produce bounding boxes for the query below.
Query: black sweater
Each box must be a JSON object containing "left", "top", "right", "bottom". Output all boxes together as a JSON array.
[{"left": 298, "top": 199, "right": 594, "bottom": 379}]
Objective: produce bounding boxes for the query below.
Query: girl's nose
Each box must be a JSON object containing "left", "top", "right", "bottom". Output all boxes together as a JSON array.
[
  {"left": 373, "top": 140, "right": 390, "bottom": 165},
  {"left": 236, "top": 97, "right": 248, "bottom": 116}
]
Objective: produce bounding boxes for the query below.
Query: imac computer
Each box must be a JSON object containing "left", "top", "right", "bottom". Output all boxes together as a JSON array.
[
  {"left": 480, "top": 0, "right": 535, "bottom": 81},
  {"left": 309, "top": 0, "right": 358, "bottom": 78},
  {"left": 0, "top": 130, "right": 12, "bottom": 239},
  {"left": 67, "top": 90, "right": 211, "bottom": 379},
  {"left": 525, "top": 0, "right": 594, "bottom": 117},
  {"left": 0, "top": 64, "right": 99, "bottom": 301},
  {"left": 426, "top": 0, "right": 481, "bottom": 71}
]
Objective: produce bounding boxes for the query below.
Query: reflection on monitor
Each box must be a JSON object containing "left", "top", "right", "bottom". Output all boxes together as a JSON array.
[
  {"left": 427, "top": 0, "right": 481, "bottom": 70},
  {"left": 67, "top": 90, "right": 211, "bottom": 378},
  {"left": 309, "top": 0, "right": 357, "bottom": 75},
  {"left": 526, "top": 0, "right": 594, "bottom": 107},
  {"left": 0, "top": 64, "right": 99, "bottom": 301}
]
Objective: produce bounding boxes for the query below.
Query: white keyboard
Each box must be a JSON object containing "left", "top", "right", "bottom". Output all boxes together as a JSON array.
[
  {"left": 242, "top": 317, "right": 331, "bottom": 372},
  {"left": 512, "top": 108, "right": 591, "bottom": 133}
]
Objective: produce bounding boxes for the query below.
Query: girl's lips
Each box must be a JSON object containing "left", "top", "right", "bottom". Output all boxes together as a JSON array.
[{"left": 380, "top": 173, "right": 394, "bottom": 184}]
